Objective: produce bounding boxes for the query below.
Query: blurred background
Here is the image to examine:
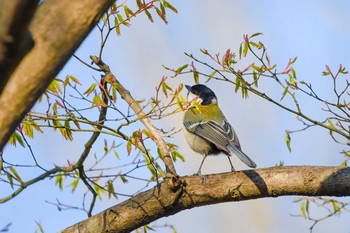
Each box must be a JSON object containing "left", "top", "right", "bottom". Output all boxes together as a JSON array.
[{"left": 1, "top": 0, "right": 350, "bottom": 232}]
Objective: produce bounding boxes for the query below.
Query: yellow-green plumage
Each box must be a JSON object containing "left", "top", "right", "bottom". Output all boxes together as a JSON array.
[{"left": 183, "top": 84, "right": 256, "bottom": 174}]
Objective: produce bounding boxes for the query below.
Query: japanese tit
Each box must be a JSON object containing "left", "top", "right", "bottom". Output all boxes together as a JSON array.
[{"left": 183, "top": 84, "right": 256, "bottom": 175}]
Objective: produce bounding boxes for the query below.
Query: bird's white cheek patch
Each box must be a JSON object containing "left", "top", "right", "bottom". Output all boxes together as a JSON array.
[{"left": 187, "top": 92, "right": 203, "bottom": 104}]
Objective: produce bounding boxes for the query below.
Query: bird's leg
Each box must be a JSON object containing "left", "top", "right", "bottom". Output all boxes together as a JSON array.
[
  {"left": 227, "top": 156, "right": 235, "bottom": 172},
  {"left": 195, "top": 154, "right": 208, "bottom": 176},
  {"left": 196, "top": 154, "right": 209, "bottom": 183}
]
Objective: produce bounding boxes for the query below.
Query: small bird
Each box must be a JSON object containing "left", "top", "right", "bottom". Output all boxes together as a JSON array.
[{"left": 183, "top": 84, "right": 256, "bottom": 175}]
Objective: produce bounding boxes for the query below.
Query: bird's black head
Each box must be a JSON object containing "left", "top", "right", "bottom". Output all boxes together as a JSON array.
[{"left": 185, "top": 84, "right": 217, "bottom": 105}]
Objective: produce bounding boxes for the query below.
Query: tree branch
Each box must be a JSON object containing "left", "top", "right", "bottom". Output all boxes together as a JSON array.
[
  {"left": 60, "top": 166, "right": 350, "bottom": 233},
  {"left": 90, "top": 55, "right": 177, "bottom": 176},
  {"left": 0, "top": 0, "right": 115, "bottom": 151},
  {"left": 0, "top": 0, "right": 38, "bottom": 92}
]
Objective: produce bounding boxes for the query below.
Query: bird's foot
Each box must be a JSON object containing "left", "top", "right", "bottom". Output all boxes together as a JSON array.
[{"left": 194, "top": 171, "right": 206, "bottom": 184}]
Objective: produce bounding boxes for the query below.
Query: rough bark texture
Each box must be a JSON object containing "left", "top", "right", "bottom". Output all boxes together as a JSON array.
[
  {"left": 0, "top": 0, "right": 115, "bottom": 151},
  {"left": 60, "top": 166, "right": 350, "bottom": 233},
  {"left": 0, "top": 0, "right": 38, "bottom": 92}
]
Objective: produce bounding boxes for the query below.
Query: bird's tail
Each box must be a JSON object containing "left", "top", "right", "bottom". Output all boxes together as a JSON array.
[{"left": 227, "top": 144, "right": 256, "bottom": 168}]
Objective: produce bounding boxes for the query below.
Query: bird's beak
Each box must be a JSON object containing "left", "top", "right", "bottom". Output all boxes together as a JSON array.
[{"left": 185, "top": 85, "right": 191, "bottom": 92}]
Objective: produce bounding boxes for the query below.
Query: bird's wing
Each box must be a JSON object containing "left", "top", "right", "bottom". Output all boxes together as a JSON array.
[
  {"left": 184, "top": 119, "right": 234, "bottom": 152},
  {"left": 184, "top": 119, "right": 256, "bottom": 168}
]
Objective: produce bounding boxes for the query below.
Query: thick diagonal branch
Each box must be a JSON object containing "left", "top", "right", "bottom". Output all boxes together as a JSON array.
[
  {"left": 60, "top": 166, "right": 350, "bottom": 233},
  {"left": 0, "top": 0, "right": 38, "bottom": 92},
  {"left": 0, "top": 0, "right": 115, "bottom": 151}
]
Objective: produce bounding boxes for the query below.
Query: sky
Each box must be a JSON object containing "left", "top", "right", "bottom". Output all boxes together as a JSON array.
[{"left": 1, "top": 0, "right": 350, "bottom": 232}]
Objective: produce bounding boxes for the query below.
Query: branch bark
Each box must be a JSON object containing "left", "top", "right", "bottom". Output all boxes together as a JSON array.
[
  {"left": 60, "top": 166, "right": 350, "bottom": 233},
  {"left": 0, "top": 0, "right": 38, "bottom": 92},
  {"left": 90, "top": 55, "right": 177, "bottom": 176},
  {"left": 0, "top": 0, "right": 115, "bottom": 151}
]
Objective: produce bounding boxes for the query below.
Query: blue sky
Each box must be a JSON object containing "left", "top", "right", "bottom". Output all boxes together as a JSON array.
[{"left": 1, "top": 0, "right": 350, "bottom": 232}]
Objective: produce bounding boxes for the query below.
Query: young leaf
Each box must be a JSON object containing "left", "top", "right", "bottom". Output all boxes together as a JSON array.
[
  {"left": 163, "top": 0, "right": 178, "bottom": 13},
  {"left": 243, "top": 42, "right": 249, "bottom": 57},
  {"left": 120, "top": 175, "right": 128, "bottom": 183},
  {"left": 56, "top": 171, "right": 63, "bottom": 190},
  {"left": 71, "top": 178, "right": 79, "bottom": 192},
  {"left": 23, "top": 122, "right": 34, "bottom": 138},
  {"left": 114, "top": 150, "right": 120, "bottom": 160},
  {"left": 285, "top": 131, "right": 292, "bottom": 152},
  {"left": 280, "top": 86, "right": 289, "bottom": 101},
  {"left": 114, "top": 16, "right": 121, "bottom": 35},
  {"left": 10, "top": 167, "right": 23, "bottom": 183},
  {"left": 84, "top": 83, "right": 97, "bottom": 96},
  {"left": 6, "top": 172, "right": 14, "bottom": 189},
  {"left": 175, "top": 64, "right": 188, "bottom": 74},
  {"left": 8, "top": 131, "right": 25, "bottom": 147},
  {"left": 107, "top": 180, "right": 118, "bottom": 199},
  {"left": 126, "top": 140, "right": 132, "bottom": 155},
  {"left": 193, "top": 70, "right": 199, "bottom": 84},
  {"left": 144, "top": 9, "right": 154, "bottom": 22},
  {"left": 249, "top": 32, "right": 263, "bottom": 39}
]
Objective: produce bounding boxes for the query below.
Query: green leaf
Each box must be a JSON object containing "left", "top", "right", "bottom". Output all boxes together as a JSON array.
[
  {"left": 142, "top": 129, "right": 154, "bottom": 139},
  {"left": 161, "top": 81, "right": 172, "bottom": 98},
  {"left": 120, "top": 175, "right": 128, "bottom": 183},
  {"left": 69, "top": 112, "right": 81, "bottom": 129},
  {"left": 56, "top": 171, "right": 63, "bottom": 190},
  {"left": 290, "top": 56, "right": 298, "bottom": 65},
  {"left": 144, "top": 225, "right": 155, "bottom": 231},
  {"left": 285, "top": 132, "right": 291, "bottom": 152},
  {"left": 252, "top": 72, "right": 258, "bottom": 87},
  {"left": 280, "top": 86, "right": 289, "bottom": 101},
  {"left": 84, "top": 83, "right": 97, "bottom": 96},
  {"left": 47, "top": 79, "right": 62, "bottom": 94},
  {"left": 9, "top": 167, "right": 23, "bottom": 183},
  {"left": 241, "top": 80, "right": 248, "bottom": 98},
  {"left": 71, "top": 178, "right": 79, "bottom": 192},
  {"left": 23, "top": 122, "right": 34, "bottom": 138},
  {"left": 301, "top": 201, "right": 307, "bottom": 219},
  {"left": 136, "top": 0, "right": 142, "bottom": 8},
  {"left": 94, "top": 184, "right": 105, "bottom": 200},
  {"left": 144, "top": 9, "right": 154, "bottom": 22},
  {"left": 114, "top": 16, "right": 121, "bottom": 35},
  {"left": 175, "top": 64, "right": 188, "bottom": 74},
  {"left": 193, "top": 70, "right": 199, "bottom": 84},
  {"left": 235, "top": 76, "right": 241, "bottom": 93},
  {"left": 126, "top": 140, "right": 132, "bottom": 155},
  {"left": 114, "top": 150, "right": 120, "bottom": 160},
  {"left": 249, "top": 32, "right": 263, "bottom": 39},
  {"left": 206, "top": 70, "right": 217, "bottom": 82},
  {"left": 123, "top": 5, "right": 134, "bottom": 18},
  {"left": 155, "top": 5, "right": 168, "bottom": 24},
  {"left": 8, "top": 131, "right": 25, "bottom": 147},
  {"left": 171, "top": 150, "right": 185, "bottom": 162},
  {"left": 243, "top": 42, "right": 249, "bottom": 57},
  {"left": 6, "top": 172, "right": 14, "bottom": 189},
  {"left": 332, "top": 200, "right": 340, "bottom": 214},
  {"left": 107, "top": 180, "right": 118, "bottom": 199},
  {"left": 66, "top": 75, "right": 81, "bottom": 86},
  {"left": 112, "top": 86, "right": 117, "bottom": 103},
  {"left": 35, "top": 221, "right": 44, "bottom": 233},
  {"left": 64, "top": 120, "right": 73, "bottom": 141},
  {"left": 293, "top": 197, "right": 304, "bottom": 203},
  {"left": 327, "top": 118, "right": 335, "bottom": 130},
  {"left": 163, "top": 0, "right": 178, "bottom": 13}
]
